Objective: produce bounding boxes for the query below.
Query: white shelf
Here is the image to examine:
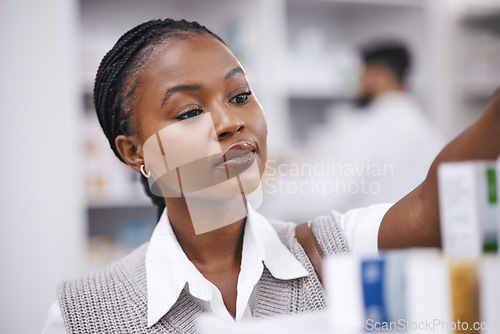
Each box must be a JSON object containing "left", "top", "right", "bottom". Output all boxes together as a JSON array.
[
  {"left": 87, "top": 195, "right": 153, "bottom": 209},
  {"left": 461, "top": 0, "right": 500, "bottom": 21},
  {"left": 460, "top": 78, "right": 500, "bottom": 102},
  {"left": 287, "top": 88, "right": 354, "bottom": 101},
  {"left": 79, "top": 0, "right": 435, "bottom": 249},
  {"left": 311, "top": 0, "right": 424, "bottom": 8},
  {"left": 455, "top": 4, "right": 500, "bottom": 105}
]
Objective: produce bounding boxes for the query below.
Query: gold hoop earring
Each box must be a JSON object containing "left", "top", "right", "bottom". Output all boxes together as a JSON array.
[{"left": 140, "top": 164, "right": 151, "bottom": 178}]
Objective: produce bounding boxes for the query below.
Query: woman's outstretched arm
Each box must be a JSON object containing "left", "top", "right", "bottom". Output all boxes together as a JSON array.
[{"left": 378, "top": 89, "right": 500, "bottom": 249}]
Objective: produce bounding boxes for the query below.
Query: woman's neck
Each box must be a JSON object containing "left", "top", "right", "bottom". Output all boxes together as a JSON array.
[{"left": 164, "top": 197, "right": 246, "bottom": 267}]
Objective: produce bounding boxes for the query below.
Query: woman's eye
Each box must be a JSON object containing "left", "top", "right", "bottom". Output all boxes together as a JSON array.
[
  {"left": 230, "top": 91, "right": 251, "bottom": 104},
  {"left": 177, "top": 108, "right": 203, "bottom": 120}
]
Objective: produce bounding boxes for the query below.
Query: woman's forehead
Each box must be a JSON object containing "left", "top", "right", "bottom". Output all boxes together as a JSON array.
[{"left": 142, "top": 34, "right": 240, "bottom": 82}]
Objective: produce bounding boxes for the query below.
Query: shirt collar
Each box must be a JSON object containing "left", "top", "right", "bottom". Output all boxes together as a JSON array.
[
  {"left": 247, "top": 206, "right": 309, "bottom": 280},
  {"left": 145, "top": 206, "right": 308, "bottom": 327},
  {"left": 145, "top": 210, "right": 188, "bottom": 327}
]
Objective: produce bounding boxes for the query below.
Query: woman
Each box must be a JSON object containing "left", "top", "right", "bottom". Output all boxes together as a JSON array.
[{"left": 43, "top": 18, "right": 500, "bottom": 333}]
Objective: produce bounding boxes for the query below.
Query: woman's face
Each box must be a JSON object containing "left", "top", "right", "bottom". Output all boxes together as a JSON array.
[{"left": 130, "top": 34, "right": 267, "bottom": 201}]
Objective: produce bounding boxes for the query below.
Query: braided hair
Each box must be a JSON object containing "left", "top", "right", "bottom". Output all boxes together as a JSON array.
[{"left": 93, "top": 18, "right": 225, "bottom": 218}]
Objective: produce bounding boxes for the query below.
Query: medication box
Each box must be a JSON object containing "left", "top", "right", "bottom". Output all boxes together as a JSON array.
[{"left": 437, "top": 161, "right": 498, "bottom": 256}]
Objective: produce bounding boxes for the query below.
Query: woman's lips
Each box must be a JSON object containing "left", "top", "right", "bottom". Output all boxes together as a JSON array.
[{"left": 214, "top": 142, "right": 256, "bottom": 172}]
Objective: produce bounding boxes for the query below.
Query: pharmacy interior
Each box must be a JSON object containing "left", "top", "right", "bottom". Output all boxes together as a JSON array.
[
  {"left": 75, "top": 0, "right": 500, "bottom": 333},
  {"left": 4, "top": 0, "right": 499, "bottom": 333}
]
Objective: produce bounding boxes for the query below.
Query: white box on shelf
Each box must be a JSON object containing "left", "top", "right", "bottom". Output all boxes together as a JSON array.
[
  {"left": 437, "top": 161, "right": 498, "bottom": 257},
  {"left": 478, "top": 255, "right": 500, "bottom": 333},
  {"left": 480, "top": 161, "right": 498, "bottom": 252},
  {"left": 405, "top": 252, "right": 452, "bottom": 334},
  {"left": 324, "top": 255, "right": 364, "bottom": 331},
  {"left": 497, "top": 156, "right": 500, "bottom": 250}
]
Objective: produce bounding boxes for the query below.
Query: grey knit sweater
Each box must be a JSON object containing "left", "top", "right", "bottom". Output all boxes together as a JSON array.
[{"left": 58, "top": 211, "right": 349, "bottom": 333}]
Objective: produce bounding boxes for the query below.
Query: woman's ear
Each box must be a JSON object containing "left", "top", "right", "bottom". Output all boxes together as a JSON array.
[{"left": 115, "top": 135, "right": 144, "bottom": 173}]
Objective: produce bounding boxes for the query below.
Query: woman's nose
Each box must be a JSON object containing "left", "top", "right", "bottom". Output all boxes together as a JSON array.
[{"left": 212, "top": 106, "right": 245, "bottom": 141}]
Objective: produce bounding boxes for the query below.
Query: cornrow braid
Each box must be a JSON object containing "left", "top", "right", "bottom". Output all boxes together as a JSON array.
[{"left": 93, "top": 18, "right": 225, "bottom": 218}]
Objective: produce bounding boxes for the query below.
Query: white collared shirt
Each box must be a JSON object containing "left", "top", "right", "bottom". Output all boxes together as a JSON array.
[
  {"left": 146, "top": 206, "right": 309, "bottom": 325},
  {"left": 42, "top": 203, "right": 392, "bottom": 333}
]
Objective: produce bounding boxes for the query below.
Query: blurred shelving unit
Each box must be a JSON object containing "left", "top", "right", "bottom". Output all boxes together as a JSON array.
[
  {"left": 79, "top": 0, "right": 278, "bottom": 268},
  {"left": 80, "top": 0, "right": 489, "bottom": 267},
  {"left": 424, "top": 0, "right": 500, "bottom": 140},
  {"left": 283, "top": 0, "right": 428, "bottom": 144},
  {"left": 456, "top": 1, "right": 500, "bottom": 130}
]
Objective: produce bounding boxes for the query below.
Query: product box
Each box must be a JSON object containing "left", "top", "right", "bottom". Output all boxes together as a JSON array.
[
  {"left": 437, "top": 161, "right": 498, "bottom": 257},
  {"left": 405, "top": 252, "right": 452, "bottom": 334},
  {"left": 325, "top": 250, "right": 438, "bottom": 332},
  {"left": 498, "top": 156, "right": 500, "bottom": 251},
  {"left": 324, "top": 255, "right": 364, "bottom": 331},
  {"left": 448, "top": 259, "right": 479, "bottom": 333},
  {"left": 478, "top": 255, "right": 500, "bottom": 333}
]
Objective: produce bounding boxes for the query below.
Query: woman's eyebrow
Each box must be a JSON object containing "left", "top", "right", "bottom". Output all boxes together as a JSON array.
[
  {"left": 225, "top": 67, "right": 245, "bottom": 80},
  {"left": 161, "top": 68, "right": 244, "bottom": 107},
  {"left": 161, "top": 85, "right": 200, "bottom": 106}
]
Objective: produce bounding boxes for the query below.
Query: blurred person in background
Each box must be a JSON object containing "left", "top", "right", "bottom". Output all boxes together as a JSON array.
[{"left": 263, "top": 41, "right": 445, "bottom": 221}]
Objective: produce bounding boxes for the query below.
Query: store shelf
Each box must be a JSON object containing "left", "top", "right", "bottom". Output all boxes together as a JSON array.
[
  {"left": 79, "top": 0, "right": 433, "bottom": 263},
  {"left": 287, "top": 88, "right": 355, "bottom": 101},
  {"left": 284, "top": 0, "right": 428, "bottom": 144},
  {"left": 87, "top": 195, "right": 153, "bottom": 209},
  {"left": 461, "top": 0, "right": 500, "bottom": 25},
  {"left": 79, "top": 0, "right": 273, "bottom": 266},
  {"left": 464, "top": 14, "right": 500, "bottom": 35},
  {"left": 454, "top": 3, "right": 500, "bottom": 114},
  {"left": 74, "top": 0, "right": 500, "bottom": 327},
  {"left": 324, "top": 0, "right": 424, "bottom": 7}
]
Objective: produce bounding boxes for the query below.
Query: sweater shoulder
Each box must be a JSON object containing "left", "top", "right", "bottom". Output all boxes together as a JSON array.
[
  {"left": 57, "top": 243, "right": 149, "bottom": 333},
  {"left": 266, "top": 210, "right": 349, "bottom": 256},
  {"left": 266, "top": 218, "right": 297, "bottom": 247},
  {"left": 308, "top": 210, "right": 350, "bottom": 256},
  {"left": 58, "top": 242, "right": 148, "bottom": 293}
]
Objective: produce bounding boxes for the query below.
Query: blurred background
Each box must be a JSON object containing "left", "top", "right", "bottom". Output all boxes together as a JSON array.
[{"left": 1, "top": 0, "right": 500, "bottom": 332}]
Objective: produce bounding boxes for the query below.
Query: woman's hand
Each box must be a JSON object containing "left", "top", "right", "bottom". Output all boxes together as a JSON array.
[{"left": 378, "top": 88, "right": 500, "bottom": 249}]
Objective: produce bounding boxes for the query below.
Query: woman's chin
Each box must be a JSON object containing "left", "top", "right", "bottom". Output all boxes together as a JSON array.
[{"left": 187, "top": 174, "right": 261, "bottom": 203}]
